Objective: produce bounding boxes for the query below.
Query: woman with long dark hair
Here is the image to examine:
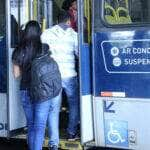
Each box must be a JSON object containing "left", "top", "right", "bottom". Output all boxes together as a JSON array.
[{"left": 12, "top": 20, "right": 61, "bottom": 150}]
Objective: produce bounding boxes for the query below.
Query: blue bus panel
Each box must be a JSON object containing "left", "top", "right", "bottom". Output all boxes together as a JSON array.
[
  {"left": 93, "top": 29, "right": 150, "bottom": 98},
  {"left": 80, "top": 44, "right": 91, "bottom": 95}
]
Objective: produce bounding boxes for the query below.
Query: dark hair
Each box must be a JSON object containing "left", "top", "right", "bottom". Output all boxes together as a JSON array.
[
  {"left": 12, "top": 20, "right": 42, "bottom": 69},
  {"left": 58, "top": 10, "right": 71, "bottom": 23},
  {"left": 62, "top": 0, "right": 77, "bottom": 11}
]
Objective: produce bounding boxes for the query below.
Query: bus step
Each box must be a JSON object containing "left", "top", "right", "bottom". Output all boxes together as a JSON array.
[
  {"left": 60, "top": 139, "right": 82, "bottom": 150},
  {"left": 44, "top": 138, "right": 82, "bottom": 150}
]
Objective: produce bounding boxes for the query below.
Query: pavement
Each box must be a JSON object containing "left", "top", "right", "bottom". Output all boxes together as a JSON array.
[
  {"left": 0, "top": 139, "right": 124, "bottom": 150},
  {"left": 0, "top": 138, "right": 27, "bottom": 150},
  {"left": 0, "top": 138, "right": 124, "bottom": 150}
]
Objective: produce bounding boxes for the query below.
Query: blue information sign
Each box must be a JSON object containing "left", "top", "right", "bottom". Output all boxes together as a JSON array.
[{"left": 101, "top": 39, "right": 150, "bottom": 73}]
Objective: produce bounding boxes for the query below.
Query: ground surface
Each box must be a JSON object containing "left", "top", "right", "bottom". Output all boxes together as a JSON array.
[{"left": 0, "top": 138, "right": 125, "bottom": 150}]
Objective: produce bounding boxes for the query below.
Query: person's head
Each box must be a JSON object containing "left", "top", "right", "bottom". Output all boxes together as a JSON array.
[
  {"left": 70, "top": 0, "right": 77, "bottom": 10},
  {"left": 62, "top": 0, "right": 77, "bottom": 11},
  {"left": 58, "top": 10, "right": 71, "bottom": 25},
  {"left": 17, "top": 20, "right": 42, "bottom": 67},
  {"left": 24, "top": 20, "right": 41, "bottom": 41}
]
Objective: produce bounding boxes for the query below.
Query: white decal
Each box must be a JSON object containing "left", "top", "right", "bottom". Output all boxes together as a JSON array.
[{"left": 113, "top": 57, "right": 122, "bottom": 67}]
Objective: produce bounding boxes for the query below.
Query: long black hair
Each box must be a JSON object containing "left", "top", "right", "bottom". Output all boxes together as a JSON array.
[{"left": 12, "top": 20, "right": 42, "bottom": 69}]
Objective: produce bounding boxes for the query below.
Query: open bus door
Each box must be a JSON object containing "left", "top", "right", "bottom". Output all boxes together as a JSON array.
[
  {"left": 0, "top": 0, "right": 53, "bottom": 138},
  {"left": 0, "top": 0, "right": 9, "bottom": 137},
  {"left": 78, "top": 0, "right": 94, "bottom": 146},
  {"left": 6, "top": 0, "right": 37, "bottom": 137},
  {"left": 5, "top": 0, "right": 29, "bottom": 137},
  {"left": 91, "top": 0, "right": 150, "bottom": 149}
]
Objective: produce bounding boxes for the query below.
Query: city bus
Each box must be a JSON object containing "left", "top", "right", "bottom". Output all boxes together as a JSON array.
[{"left": 1, "top": 0, "right": 150, "bottom": 150}]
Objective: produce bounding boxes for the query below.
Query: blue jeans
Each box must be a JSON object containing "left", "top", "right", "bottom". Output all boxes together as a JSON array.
[
  {"left": 62, "top": 77, "right": 79, "bottom": 135},
  {"left": 47, "top": 77, "right": 79, "bottom": 146},
  {"left": 21, "top": 90, "right": 52, "bottom": 150},
  {"left": 47, "top": 92, "right": 62, "bottom": 147}
]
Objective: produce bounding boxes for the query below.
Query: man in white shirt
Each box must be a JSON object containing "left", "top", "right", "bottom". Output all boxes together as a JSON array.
[{"left": 41, "top": 10, "right": 79, "bottom": 150}]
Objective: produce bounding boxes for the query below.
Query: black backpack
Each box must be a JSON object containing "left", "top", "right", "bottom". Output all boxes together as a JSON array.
[{"left": 30, "top": 53, "right": 62, "bottom": 103}]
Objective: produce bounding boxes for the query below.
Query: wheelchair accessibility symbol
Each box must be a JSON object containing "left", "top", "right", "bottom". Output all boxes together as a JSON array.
[
  {"left": 105, "top": 120, "right": 129, "bottom": 147},
  {"left": 108, "top": 122, "right": 125, "bottom": 144}
]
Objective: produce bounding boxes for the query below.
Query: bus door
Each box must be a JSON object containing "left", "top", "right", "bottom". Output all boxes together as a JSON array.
[
  {"left": 92, "top": 0, "right": 150, "bottom": 149},
  {"left": 5, "top": 0, "right": 53, "bottom": 137},
  {"left": 78, "top": 0, "right": 94, "bottom": 144},
  {"left": 6, "top": 0, "right": 30, "bottom": 137},
  {"left": 0, "top": 0, "right": 8, "bottom": 137}
]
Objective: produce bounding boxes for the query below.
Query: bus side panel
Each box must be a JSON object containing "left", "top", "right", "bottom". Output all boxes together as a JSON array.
[
  {"left": 80, "top": 44, "right": 94, "bottom": 143},
  {"left": 80, "top": 44, "right": 91, "bottom": 95},
  {"left": 94, "top": 97, "right": 150, "bottom": 150},
  {"left": 92, "top": 29, "right": 150, "bottom": 150},
  {"left": 94, "top": 30, "right": 150, "bottom": 98}
]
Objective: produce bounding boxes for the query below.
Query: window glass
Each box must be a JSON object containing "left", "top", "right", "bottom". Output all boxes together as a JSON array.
[
  {"left": 104, "top": 0, "right": 150, "bottom": 25},
  {"left": 38, "top": 0, "right": 45, "bottom": 24},
  {"left": 10, "top": 0, "right": 20, "bottom": 48},
  {"left": 10, "top": 0, "right": 30, "bottom": 48},
  {"left": 0, "top": 1, "right": 6, "bottom": 37},
  {"left": 0, "top": 1, "right": 7, "bottom": 93},
  {"left": 37, "top": 0, "right": 48, "bottom": 30}
]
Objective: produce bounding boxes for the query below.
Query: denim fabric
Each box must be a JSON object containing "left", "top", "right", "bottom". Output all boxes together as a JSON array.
[
  {"left": 47, "top": 92, "right": 62, "bottom": 147},
  {"left": 21, "top": 90, "right": 52, "bottom": 150},
  {"left": 47, "top": 76, "right": 79, "bottom": 146},
  {"left": 62, "top": 76, "right": 79, "bottom": 135},
  {"left": 47, "top": 77, "right": 79, "bottom": 146},
  {"left": 21, "top": 90, "right": 34, "bottom": 149}
]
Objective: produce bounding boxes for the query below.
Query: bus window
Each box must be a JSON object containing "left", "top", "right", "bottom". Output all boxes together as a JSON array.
[{"left": 104, "top": 0, "right": 150, "bottom": 25}]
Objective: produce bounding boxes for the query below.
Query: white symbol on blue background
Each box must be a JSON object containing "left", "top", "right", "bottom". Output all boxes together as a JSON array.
[
  {"left": 113, "top": 57, "right": 122, "bottom": 67},
  {"left": 105, "top": 120, "right": 128, "bottom": 147},
  {"left": 111, "top": 47, "right": 120, "bottom": 56}
]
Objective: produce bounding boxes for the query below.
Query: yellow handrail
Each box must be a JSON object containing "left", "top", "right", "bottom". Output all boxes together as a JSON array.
[
  {"left": 42, "top": 18, "right": 46, "bottom": 32},
  {"left": 33, "top": 0, "right": 38, "bottom": 20},
  {"left": 26, "top": 0, "right": 29, "bottom": 21},
  {"left": 84, "top": 0, "right": 91, "bottom": 43}
]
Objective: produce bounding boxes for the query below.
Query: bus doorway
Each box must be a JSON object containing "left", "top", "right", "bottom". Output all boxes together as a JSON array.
[
  {"left": 1, "top": 0, "right": 92, "bottom": 149},
  {"left": 41, "top": 0, "right": 93, "bottom": 149},
  {"left": 44, "top": 1, "right": 85, "bottom": 149}
]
